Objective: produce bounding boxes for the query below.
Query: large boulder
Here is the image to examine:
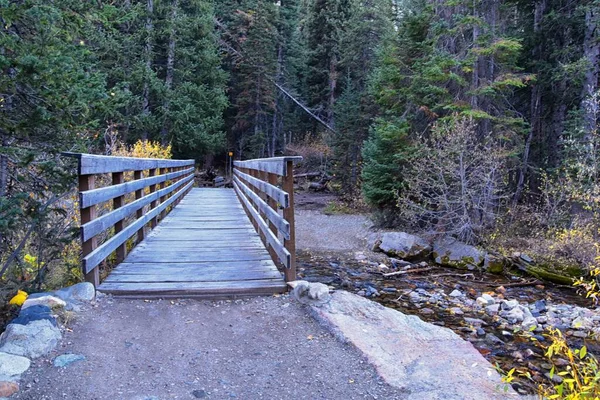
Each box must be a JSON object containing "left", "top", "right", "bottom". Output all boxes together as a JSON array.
[
  {"left": 310, "top": 291, "right": 516, "bottom": 399},
  {"left": 0, "top": 320, "right": 61, "bottom": 359},
  {"left": 432, "top": 237, "right": 485, "bottom": 270},
  {"left": 377, "top": 232, "right": 432, "bottom": 259}
]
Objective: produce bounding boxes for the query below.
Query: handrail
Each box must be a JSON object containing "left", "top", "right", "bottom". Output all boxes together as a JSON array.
[
  {"left": 232, "top": 156, "right": 302, "bottom": 282},
  {"left": 64, "top": 153, "right": 195, "bottom": 286}
]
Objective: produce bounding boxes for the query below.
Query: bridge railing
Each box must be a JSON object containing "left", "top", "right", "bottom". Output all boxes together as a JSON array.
[
  {"left": 65, "top": 153, "right": 195, "bottom": 286},
  {"left": 233, "top": 156, "right": 302, "bottom": 282}
]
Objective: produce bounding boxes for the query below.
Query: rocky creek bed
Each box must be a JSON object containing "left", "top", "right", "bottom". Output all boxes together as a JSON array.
[{"left": 297, "top": 249, "right": 600, "bottom": 395}]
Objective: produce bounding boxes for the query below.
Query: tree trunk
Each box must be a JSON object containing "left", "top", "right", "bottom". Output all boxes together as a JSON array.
[
  {"left": 327, "top": 54, "right": 337, "bottom": 130},
  {"left": 270, "top": 43, "right": 284, "bottom": 158},
  {"left": 161, "top": 0, "right": 178, "bottom": 144},
  {"left": 581, "top": 4, "right": 599, "bottom": 140},
  {"left": 514, "top": 0, "right": 546, "bottom": 205},
  {"left": 142, "top": 0, "right": 154, "bottom": 141}
]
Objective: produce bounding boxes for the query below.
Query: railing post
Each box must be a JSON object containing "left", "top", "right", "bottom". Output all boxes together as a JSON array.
[
  {"left": 112, "top": 172, "right": 127, "bottom": 263},
  {"left": 282, "top": 160, "right": 296, "bottom": 282},
  {"left": 266, "top": 172, "right": 279, "bottom": 263},
  {"left": 134, "top": 170, "right": 145, "bottom": 242},
  {"left": 148, "top": 168, "right": 158, "bottom": 228},
  {"left": 251, "top": 169, "right": 266, "bottom": 244},
  {"left": 159, "top": 167, "right": 168, "bottom": 220},
  {"left": 79, "top": 174, "right": 99, "bottom": 286}
]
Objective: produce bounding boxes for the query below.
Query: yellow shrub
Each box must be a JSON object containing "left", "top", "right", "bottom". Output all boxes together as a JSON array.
[
  {"left": 539, "top": 329, "right": 600, "bottom": 399},
  {"left": 113, "top": 139, "right": 172, "bottom": 160}
]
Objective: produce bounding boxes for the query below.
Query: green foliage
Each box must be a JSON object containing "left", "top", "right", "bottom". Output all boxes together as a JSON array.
[
  {"left": 0, "top": 0, "right": 227, "bottom": 292},
  {"left": 361, "top": 118, "right": 413, "bottom": 209}
]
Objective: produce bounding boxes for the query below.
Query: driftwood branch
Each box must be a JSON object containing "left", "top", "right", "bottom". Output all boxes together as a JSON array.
[{"left": 383, "top": 267, "right": 434, "bottom": 277}]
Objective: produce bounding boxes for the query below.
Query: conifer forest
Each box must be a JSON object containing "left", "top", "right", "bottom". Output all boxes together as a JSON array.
[{"left": 1, "top": 0, "right": 600, "bottom": 300}]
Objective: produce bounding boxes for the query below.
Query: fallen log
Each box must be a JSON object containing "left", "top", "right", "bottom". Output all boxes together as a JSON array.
[
  {"left": 295, "top": 172, "right": 321, "bottom": 178},
  {"left": 488, "top": 279, "right": 542, "bottom": 288},
  {"left": 507, "top": 258, "right": 575, "bottom": 286}
]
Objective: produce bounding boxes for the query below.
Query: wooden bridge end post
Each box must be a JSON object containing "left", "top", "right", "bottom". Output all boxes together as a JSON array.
[
  {"left": 282, "top": 160, "right": 296, "bottom": 282},
  {"left": 79, "top": 174, "right": 100, "bottom": 287},
  {"left": 112, "top": 172, "right": 127, "bottom": 264}
]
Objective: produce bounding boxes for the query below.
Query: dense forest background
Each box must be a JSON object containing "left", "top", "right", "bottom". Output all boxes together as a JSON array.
[{"left": 1, "top": 0, "right": 599, "bottom": 288}]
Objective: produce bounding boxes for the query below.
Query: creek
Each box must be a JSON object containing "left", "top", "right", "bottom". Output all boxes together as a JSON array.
[{"left": 297, "top": 250, "right": 600, "bottom": 395}]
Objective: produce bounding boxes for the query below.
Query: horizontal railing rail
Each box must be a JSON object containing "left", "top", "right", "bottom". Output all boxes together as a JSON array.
[
  {"left": 64, "top": 153, "right": 195, "bottom": 286},
  {"left": 233, "top": 156, "right": 302, "bottom": 282}
]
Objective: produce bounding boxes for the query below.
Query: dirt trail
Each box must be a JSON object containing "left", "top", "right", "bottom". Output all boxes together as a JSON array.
[{"left": 13, "top": 296, "right": 406, "bottom": 400}]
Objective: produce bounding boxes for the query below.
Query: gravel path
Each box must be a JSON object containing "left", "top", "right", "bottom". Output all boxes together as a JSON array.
[
  {"left": 13, "top": 295, "right": 407, "bottom": 400},
  {"left": 296, "top": 210, "right": 373, "bottom": 253}
]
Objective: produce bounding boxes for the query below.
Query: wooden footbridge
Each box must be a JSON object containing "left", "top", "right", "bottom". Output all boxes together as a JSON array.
[{"left": 67, "top": 153, "right": 301, "bottom": 298}]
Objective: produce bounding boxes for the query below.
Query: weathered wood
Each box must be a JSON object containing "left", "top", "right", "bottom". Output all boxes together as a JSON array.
[
  {"left": 112, "top": 172, "right": 126, "bottom": 263},
  {"left": 233, "top": 176, "right": 290, "bottom": 239},
  {"left": 79, "top": 167, "right": 193, "bottom": 208},
  {"left": 97, "top": 279, "right": 287, "bottom": 297},
  {"left": 134, "top": 170, "right": 145, "bottom": 243},
  {"left": 81, "top": 175, "right": 194, "bottom": 241},
  {"left": 233, "top": 169, "right": 289, "bottom": 207},
  {"left": 72, "top": 153, "right": 194, "bottom": 175},
  {"left": 233, "top": 156, "right": 302, "bottom": 176},
  {"left": 282, "top": 159, "right": 296, "bottom": 281},
  {"left": 266, "top": 172, "right": 279, "bottom": 264},
  {"left": 83, "top": 180, "right": 193, "bottom": 273},
  {"left": 125, "top": 249, "right": 271, "bottom": 263},
  {"left": 149, "top": 168, "right": 158, "bottom": 228},
  {"left": 159, "top": 167, "right": 169, "bottom": 220},
  {"left": 104, "top": 269, "right": 283, "bottom": 282},
  {"left": 79, "top": 175, "right": 99, "bottom": 286},
  {"left": 234, "top": 181, "right": 291, "bottom": 269}
]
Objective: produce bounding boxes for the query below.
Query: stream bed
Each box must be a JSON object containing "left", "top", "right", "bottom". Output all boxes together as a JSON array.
[{"left": 297, "top": 249, "right": 600, "bottom": 395}]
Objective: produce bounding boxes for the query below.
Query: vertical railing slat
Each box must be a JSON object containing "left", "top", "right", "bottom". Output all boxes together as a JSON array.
[
  {"left": 112, "top": 171, "right": 126, "bottom": 263},
  {"left": 134, "top": 170, "right": 145, "bottom": 242},
  {"left": 79, "top": 174, "right": 99, "bottom": 286}
]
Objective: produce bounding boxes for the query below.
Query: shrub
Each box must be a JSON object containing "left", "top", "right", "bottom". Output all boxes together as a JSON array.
[{"left": 397, "top": 117, "right": 508, "bottom": 244}]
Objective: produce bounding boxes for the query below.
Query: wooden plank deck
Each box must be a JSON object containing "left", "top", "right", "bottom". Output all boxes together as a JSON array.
[{"left": 97, "top": 188, "right": 287, "bottom": 298}]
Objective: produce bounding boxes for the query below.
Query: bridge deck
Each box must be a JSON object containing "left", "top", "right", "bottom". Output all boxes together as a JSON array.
[{"left": 97, "top": 188, "right": 287, "bottom": 298}]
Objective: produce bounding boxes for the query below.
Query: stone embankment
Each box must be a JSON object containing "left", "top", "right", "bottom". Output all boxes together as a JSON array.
[{"left": 0, "top": 283, "right": 95, "bottom": 397}]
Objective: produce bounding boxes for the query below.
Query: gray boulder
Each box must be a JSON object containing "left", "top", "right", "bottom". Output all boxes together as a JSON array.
[
  {"left": 377, "top": 232, "right": 431, "bottom": 259},
  {"left": 432, "top": 237, "right": 485, "bottom": 270},
  {"left": 289, "top": 280, "right": 331, "bottom": 306},
  {"left": 310, "top": 291, "right": 516, "bottom": 399},
  {"left": 0, "top": 352, "right": 30, "bottom": 377},
  {"left": 12, "top": 305, "right": 56, "bottom": 327},
  {"left": 0, "top": 320, "right": 61, "bottom": 359},
  {"left": 54, "top": 282, "right": 95, "bottom": 303}
]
